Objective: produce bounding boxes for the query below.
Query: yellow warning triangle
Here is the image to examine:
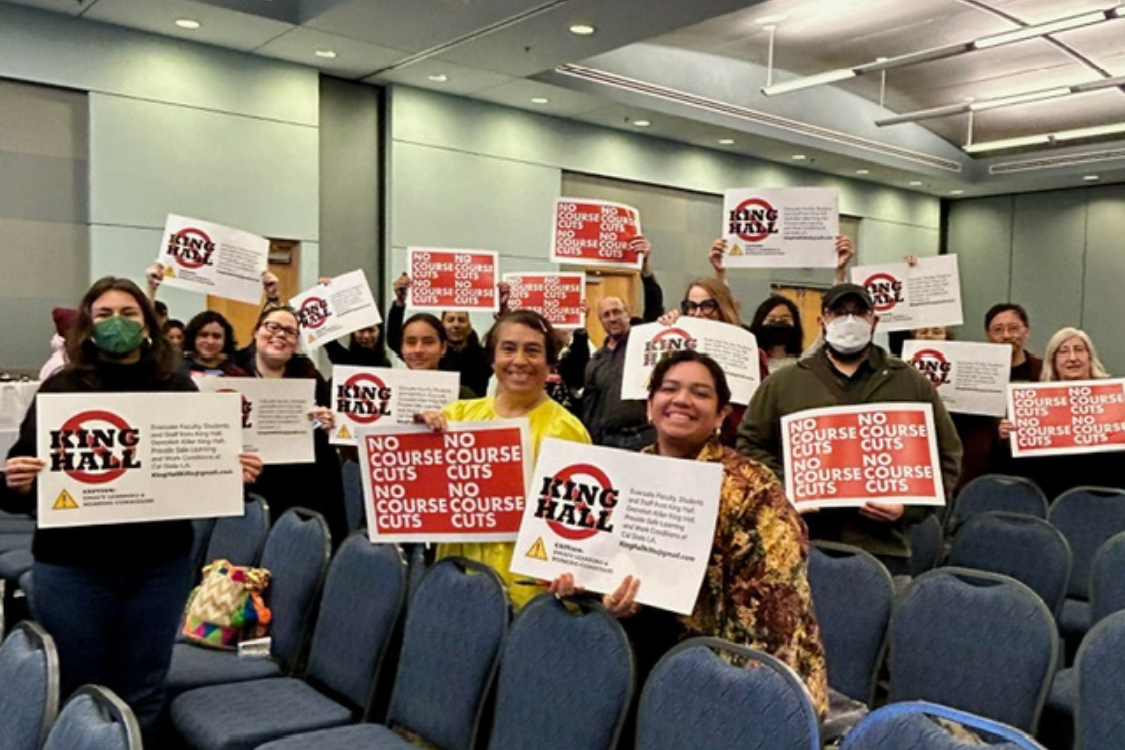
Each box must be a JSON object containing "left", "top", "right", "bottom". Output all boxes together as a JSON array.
[
  {"left": 729, "top": 243, "right": 744, "bottom": 256},
  {"left": 163, "top": 266, "right": 176, "bottom": 277},
  {"left": 337, "top": 424, "right": 352, "bottom": 440},
  {"left": 525, "top": 537, "right": 548, "bottom": 561},
  {"left": 53, "top": 489, "right": 79, "bottom": 510},
  {"left": 307, "top": 334, "right": 316, "bottom": 344}
]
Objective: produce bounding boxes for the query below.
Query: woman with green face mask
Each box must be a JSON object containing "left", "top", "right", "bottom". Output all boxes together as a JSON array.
[{"left": 1, "top": 277, "right": 263, "bottom": 744}]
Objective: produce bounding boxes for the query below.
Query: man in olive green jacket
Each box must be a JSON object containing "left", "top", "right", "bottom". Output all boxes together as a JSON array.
[{"left": 737, "top": 283, "right": 962, "bottom": 574}]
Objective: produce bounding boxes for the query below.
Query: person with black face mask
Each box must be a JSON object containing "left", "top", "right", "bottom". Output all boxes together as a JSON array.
[
  {"left": 749, "top": 296, "right": 805, "bottom": 374},
  {"left": 736, "top": 283, "right": 962, "bottom": 574}
]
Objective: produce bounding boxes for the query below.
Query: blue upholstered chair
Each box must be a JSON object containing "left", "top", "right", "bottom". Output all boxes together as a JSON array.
[
  {"left": 1074, "top": 610, "right": 1125, "bottom": 750},
  {"left": 948, "top": 474, "right": 1048, "bottom": 533},
  {"left": 42, "top": 685, "right": 142, "bottom": 750},
  {"left": 0, "top": 621, "right": 59, "bottom": 750},
  {"left": 171, "top": 534, "right": 406, "bottom": 750},
  {"left": 1048, "top": 487, "right": 1125, "bottom": 639},
  {"left": 947, "top": 512, "right": 1072, "bottom": 615},
  {"left": 910, "top": 514, "right": 945, "bottom": 577},
  {"left": 165, "top": 508, "right": 331, "bottom": 696},
  {"left": 252, "top": 557, "right": 509, "bottom": 750},
  {"left": 341, "top": 459, "right": 366, "bottom": 532},
  {"left": 889, "top": 568, "right": 1058, "bottom": 732},
  {"left": 636, "top": 637, "right": 820, "bottom": 750},
  {"left": 486, "top": 594, "right": 634, "bottom": 750},
  {"left": 841, "top": 701, "right": 1048, "bottom": 750},
  {"left": 201, "top": 493, "right": 270, "bottom": 569},
  {"left": 809, "top": 541, "right": 895, "bottom": 704}
]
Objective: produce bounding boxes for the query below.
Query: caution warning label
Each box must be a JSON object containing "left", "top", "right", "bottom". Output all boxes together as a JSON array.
[
  {"left": 525, "top": 537, "right": 548, "bottom": 561},
  {"left": 53, "top": 489, "right": 79, "bottom": 510}
]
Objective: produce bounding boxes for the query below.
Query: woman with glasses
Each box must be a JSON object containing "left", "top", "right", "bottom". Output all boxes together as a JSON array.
[{"left": 237, "top": 306, "right": 349, "bottom": 546}]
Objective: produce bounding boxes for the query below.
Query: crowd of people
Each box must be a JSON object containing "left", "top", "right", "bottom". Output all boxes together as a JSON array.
[{"left": 3, "top": 232, "right": 1115, "bottom": 739}]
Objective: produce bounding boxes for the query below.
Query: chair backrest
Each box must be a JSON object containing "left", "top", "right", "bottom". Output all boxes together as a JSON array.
[
  {"left": 42, "top": 685, "right": 142, "bottom": 750},
  {"left": 636, "top": 637, "right": 820, "bottom": 750},
  {"left": 388, "top": 558, "right": 510, "bottom": 750},
  {"left": 203, "top": 493, "right": 271, "bottom": 568},
  {"left": 0, "top": 621, "right": 59, "bottom": 750},
  {"left": 840, "top": 701, "right": 1048, "bottom": 750},
  {"left": 258, "top": 507, "right": 332, "bottom": 671},
  {"left": 949, "top": 474, "right": 1048, "bottom": 533},
  {"left": 948, "top": 512, "right": 1072, "bottom": 615},
  {"left": 487, "top": 594, "right": 633, "bottom": 750},
  {"left": 1090, "top": 531, "right": 1125, "bottom": 626},
  {"left": 889, "top": 568, "right": 1058, "bottom": 732},
  {"left": 1048, "top": 486, "right": 1125, "bottom": 600},
  {"left": 304, "top": 534, "right": 406, "bottom": 714},
  {"left": 341, "top": 460, "right": 366, "bottom": 531},
  {"left": 808, "top": 542, "right": 895, "bottom": 704},
  {"left": 910, "top": 514, "right": 945, "bottom": 577},
  {"left": 1075, "top": 610, "right": 1125, "bottom": 750}
]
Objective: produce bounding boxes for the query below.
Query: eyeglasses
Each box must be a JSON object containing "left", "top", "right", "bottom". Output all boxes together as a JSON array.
[
  {"left": 681, "top": 299, "right": 719, "bottom": 315},
  {"left": 261, "top": 320, "right": 299, "bottom": 340}
]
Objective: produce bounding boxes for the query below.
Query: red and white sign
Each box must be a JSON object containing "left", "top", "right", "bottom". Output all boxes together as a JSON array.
[
  {"left": 36, "top": 392, "right": 244, "bottom": 527},
  {"left": 356, "top": 421, "right": 532, "bottom": 543},
  {"left": 550, "top": 199, "right": 642, "bottom": 270},
  {"left": 781, "top": 403, "right": 944, "bottom": 511},
  {"left": 406, "top": 248, "right": 498, "bottom": 312},
  {"left": 503, "top": 273, "right": 586, "bottom": 329},
  {"left": 1007, "top": 380, "right": 1125, "bottom": 458},
  {"left": 158, "top": 214, "right": 270, "bottom": 304},
  {"left": 721, "top": 188, "right": 838, "bottom": 269}
]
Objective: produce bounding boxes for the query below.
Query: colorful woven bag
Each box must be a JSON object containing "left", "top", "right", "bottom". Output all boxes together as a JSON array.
[{"left": 181, "top": 559, "right": 272, "bottom": 649}]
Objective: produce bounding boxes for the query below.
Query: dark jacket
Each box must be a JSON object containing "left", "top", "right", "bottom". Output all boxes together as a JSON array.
[
  {"left": 385, "top": 304, "right": 491, "bottom": 397},
  {"left": 323, "top": 331, "right": 390, "bottom": 369}
]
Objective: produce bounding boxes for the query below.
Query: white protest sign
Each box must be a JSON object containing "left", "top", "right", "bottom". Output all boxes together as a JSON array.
[
  {"left": 902, "top": 340, "right": 1011, "bottom": 417},
  {"left": 781, "top": 403, "right": 944, "bottom": 511},
  {"left": 196, "top": 378, "right": 315, "bottom": 464},
  {"left": 331, "top": 366, "right": 460, "bottom": 446},
  {"left": 36, "top": 392, "right": 243, "bottom": 528},
  {"left": 356, "top": 421, "right": 532, "bottom": 543},
  {"left": 511, "top": 438, "right": 722, "bottom": 615},
  {"left": 289, "top": 270, "right": 383, "bottom": 351},
  {"left": 851, "top": 255, "right": 963, "bottom": 331},
  {"left": 1007, "top": 380, "right": 1125, "bottom": 458},
  {"left": 621, "top": 318, "right": 760, "bottom": 405},
  {"left": 158, "top": 214, "right": 269, "bottom": 304},
  {"left": 721, "top": 188, "right": 838, "bottom": 268}
]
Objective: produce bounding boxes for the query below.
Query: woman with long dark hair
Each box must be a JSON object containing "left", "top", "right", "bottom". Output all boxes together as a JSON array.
[{"left": 183, "top": 310, "right": 248, "bottom": 377}]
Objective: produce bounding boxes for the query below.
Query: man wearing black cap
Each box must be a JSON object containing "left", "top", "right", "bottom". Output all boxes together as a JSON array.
[{"left": 737, "top": 283, "right": 962, "bottom": 574}]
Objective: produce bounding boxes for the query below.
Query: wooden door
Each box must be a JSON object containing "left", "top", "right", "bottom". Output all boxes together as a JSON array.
[
  {"left": 207, "top": 240, "right": 302, "bottom": 350},
  {"left": 582, "top": 271, "right": 640, "bottom": 345},
  {"left": 772, "top": 284, "right": 825, "bottom": 350}
]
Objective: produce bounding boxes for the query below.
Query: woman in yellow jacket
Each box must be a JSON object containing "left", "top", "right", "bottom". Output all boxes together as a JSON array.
[{"left": 418, "top": 309, "right": 589, "bottom": 607}]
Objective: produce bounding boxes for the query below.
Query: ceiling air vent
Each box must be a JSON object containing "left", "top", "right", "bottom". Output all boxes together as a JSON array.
[{"left": 990, "top": 148, "right": 1125, "bottom": 174}]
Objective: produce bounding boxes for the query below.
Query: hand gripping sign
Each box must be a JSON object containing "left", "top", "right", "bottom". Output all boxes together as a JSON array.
[
  {"left": 36, "top": 392, "right": 243, "bottom": 528},
  {"left": 721, "top": 188, "right": 838, "bottom": 269},
  {"left": 355, "top": 421, "right": 532, "bottom": 543},
  {"left": 158, "top": 214, "right": 270, "bottom": 304},
  {"left": 290, "top": 269, "right": 383, "bottom": 351},
  {"left": 550, "top": 199, "right": 643, "bottom": 270},
  {"left": 850, "top": 255, "right": 963, "bottom": 332},
  {"left": 407, "top": 248, "right": 499, "bottom": 312},
  {"left": 503, "top": 273, "right": 586, "bottom": 329},
  {"left": 511, "top": 438, "right": 722, "bottom": 615},
  {"left": 780, "top": 403, "right": 945, "bottom": 511},
  {"left": 1007, "top": 380, "right": 1125, "bottom": 458},
  {"left": 330, "top": 366, "right": 460, "bottom": 446}
]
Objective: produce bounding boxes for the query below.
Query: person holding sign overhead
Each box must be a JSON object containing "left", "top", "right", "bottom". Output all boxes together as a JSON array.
[
  {"left": 416, "top": 309, "right": 590, "bottom": 608},
  {"left": 738, "top": 283, "right": 961, "bottom": 574},
  {"left": 1, "top": 277, "right": 263, "bottom": 742}
]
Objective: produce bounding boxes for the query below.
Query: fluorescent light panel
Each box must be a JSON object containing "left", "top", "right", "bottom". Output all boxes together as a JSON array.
[
  {"left": 762, "top": 68, "right": 856, "bottom": 96},
  {"left": 973, "top": 10, "right": 1109, "bottom": 48},
  {"left": 965, "top": 122, "right": 1125, "bottom": 153}
]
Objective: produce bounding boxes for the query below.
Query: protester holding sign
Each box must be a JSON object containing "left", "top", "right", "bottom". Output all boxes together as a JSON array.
[
  {"left": 235, "top": 305, "right": 348, "bottom": 546},
  {"left": 1, "top": 277, "right": 262, "bottom": 742},
  {"left": 417, "top": 310, "right": 590, "bottom": 607},
  {"left": 317, "top": 272, "right": 388, "bottom": 368},
  {"left": 182, "top": 311, "right": 249, "bottom": 377},
  {"left": 738, "top": 283, "right": 961, "bottom": 574}
]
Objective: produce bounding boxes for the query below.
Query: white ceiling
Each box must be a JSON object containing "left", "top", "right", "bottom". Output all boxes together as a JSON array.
[{"left": 5, "top": 0, "right": 1124, "bottom": 197}]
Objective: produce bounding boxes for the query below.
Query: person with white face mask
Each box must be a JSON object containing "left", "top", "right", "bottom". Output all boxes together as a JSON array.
[{"left": 737, "top": 283, "right": 962, "bottom": 574}]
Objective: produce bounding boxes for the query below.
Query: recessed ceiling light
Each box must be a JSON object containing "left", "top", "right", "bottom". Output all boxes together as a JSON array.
[
  {"left": 791, "top": 154, "right": 808, "bottom": 161},
  {"left": 427, "top": 74, "right": 449, "bottom": 83},
  {"left": 175, "top": 18, "right": 200, "bottom": 30},
  {"left": 315, "top": 49, "right": 337, "bottom": 59},
  {"left": 718, "top": 138, "right": 735, "bottom": 145},
  {"left": 530, "top": 97, "right": 550, "bottom": 105},
  {"left": 909, "top": 180, "right": 924, "bottom": 186},
  {"left": 855, "top": 168, "right": 870, "bottom": 175},
  {"left": 1084, "top": 174, "right": 1100, "bottom": 181},
  {"left": 950, "top": 189, "right": 965, "bottom": 195},
  {"left": 632, "top": 119, "right": 651, "bottom": 128},
  {"left": 755, "top": 14, "right": 788, "bottom": 25},
  {"left": 569, "top": 23, "right": 596, "bottom": 36}
]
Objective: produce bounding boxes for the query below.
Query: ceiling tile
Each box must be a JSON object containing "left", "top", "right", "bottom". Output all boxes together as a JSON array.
[
  {"left": 254, "top": 27, "right": 408, "bottom": 78},
  {"left": 468, "top": 79, "right": 608, "bottom": 117},
  {"left": 82, "top": 0, "right": 293, "bottom": 52},
  {"left": 365, "top": 59, "right": 513, "bottom": 95}
]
